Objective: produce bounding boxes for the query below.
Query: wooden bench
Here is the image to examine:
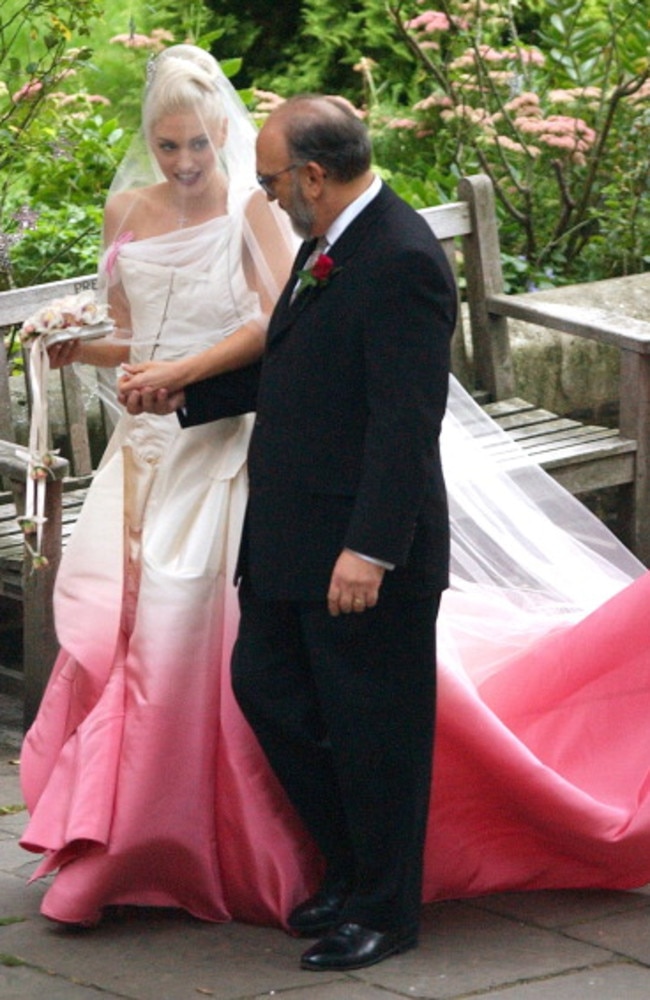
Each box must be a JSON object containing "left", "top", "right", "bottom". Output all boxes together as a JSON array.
[
  {"left": 1, "top": 173, "right": 649, "bottom": 727},
  {"left": 0, "top": 274, "right": 110, "bottom": 727},
  {"left": 421, "top": 174, "right": 649, "bottom": 562}
]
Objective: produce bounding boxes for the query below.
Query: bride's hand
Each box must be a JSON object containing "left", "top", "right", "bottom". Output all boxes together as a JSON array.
[
  {"left": 118, "top": 384, "right": 186, "bottom": 416},
  {"left": 119, "top": 359, "right": 189, "bottom": 394},
  {"left": 47, "top": 339, "right": 82, "bottom": 369}
]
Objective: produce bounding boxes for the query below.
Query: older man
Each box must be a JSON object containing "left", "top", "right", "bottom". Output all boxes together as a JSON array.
[{"left": 126, "top": 95, "right": 456, "bottom": 971}]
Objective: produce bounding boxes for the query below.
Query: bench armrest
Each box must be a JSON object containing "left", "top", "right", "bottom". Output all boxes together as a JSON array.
[{"left": 487, "top": 293, "right": 650, "bottom": 355}]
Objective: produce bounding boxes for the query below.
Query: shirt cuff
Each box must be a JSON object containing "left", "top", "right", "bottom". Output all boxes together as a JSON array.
[{"left": 348, "top": 549, "right": 394, "bottom": 571}]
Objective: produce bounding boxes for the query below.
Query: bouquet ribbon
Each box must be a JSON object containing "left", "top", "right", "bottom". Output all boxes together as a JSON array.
[{"left": 21, "top": 338, "right": 54, "bottom": 568}]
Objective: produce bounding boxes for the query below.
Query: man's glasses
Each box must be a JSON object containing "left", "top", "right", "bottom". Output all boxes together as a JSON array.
[{"left": 256, "top": 163, "right": 299, "bottom": 195}]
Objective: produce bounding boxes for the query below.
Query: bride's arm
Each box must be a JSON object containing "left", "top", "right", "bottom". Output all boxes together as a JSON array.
[
  {"left": 119, "top": 190, "right": 295, "bottom": 395},
  {"left": 242, "top": 188, "right": 296, "bottom": 313},
  {"left": 49, "top": 198, "right": 134, "bottom": 370},
  {"left": 48, "top": 334, "right": 130, "bottom": 370}
]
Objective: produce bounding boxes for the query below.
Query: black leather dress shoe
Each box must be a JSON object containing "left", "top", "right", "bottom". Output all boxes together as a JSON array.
[
  {"left": 300, "top": 921, "right": 418, "bottom": 971},
  {"left": 287, "top": 884, "right": 349, "bottom": 937}
]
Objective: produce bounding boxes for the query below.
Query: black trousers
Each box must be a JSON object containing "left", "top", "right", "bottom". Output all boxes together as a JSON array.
[{"left": 231, "top": 576, "right": 440, "bottom": 933}]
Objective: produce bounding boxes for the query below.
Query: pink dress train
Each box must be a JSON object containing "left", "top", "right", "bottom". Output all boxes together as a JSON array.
[
  {"left": 424, "top": 571, "right": 650, "bottom": 900},
  {"left": 21, "top": 562, "right": 650, "bottom": 925}
]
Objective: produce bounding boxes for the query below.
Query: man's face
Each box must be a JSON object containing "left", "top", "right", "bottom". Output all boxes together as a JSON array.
[{"left": 256, "top": 122, "right": 315, "bottom": 239}]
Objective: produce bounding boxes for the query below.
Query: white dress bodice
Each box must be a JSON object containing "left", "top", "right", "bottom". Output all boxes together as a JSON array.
[{"left": 117, "top": 213, "right": 260, "bottom": 365}]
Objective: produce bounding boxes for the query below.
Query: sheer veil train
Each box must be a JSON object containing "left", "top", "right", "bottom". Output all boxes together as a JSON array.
[{"left": 439, "top": 375, "right": 644, "bottom": 683}]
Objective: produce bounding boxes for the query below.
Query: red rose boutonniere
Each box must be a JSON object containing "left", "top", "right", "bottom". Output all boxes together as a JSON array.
[{"left": 296, "top": 253, "right": 342, "bottom": 293}]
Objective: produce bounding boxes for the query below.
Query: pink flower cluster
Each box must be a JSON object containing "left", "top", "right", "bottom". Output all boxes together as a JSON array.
[
  {"left": 414, "top": 93, "right": 454, "bottom": 112},
  {"left": 513, "top": 114, "right": 596, "bottom": 164},
  {"left": 549, "top": 87, "right": 603, "bottom": 104},
  {"left": 387, "top": 117, "right": 420, "bottom": 129},
  {"left": 440, "top": 104, "right": 495, "bottom": 128},
  {"left": 12, "top": 80, "right": 42, "bottom": 103},
  {"left": 432, "top": 87, "right": 597, "bottom": 164},
  {"left": 503, "top": 92, "right": 542, "bottom": 117},
  {"left": 109, "top": 28, "right": 174, "bottom": 51},
  {"left": 397, "top": 3, "right": 647, "bottom": 172},
  {"left": 50, "top": 92, "right": 111, "bottom": 108},
  {"left": 450, "top": 45, "right": 545, "bottom": 70},
  {"left": 406, "top": 11, "right": 455, "bottom": 31}
]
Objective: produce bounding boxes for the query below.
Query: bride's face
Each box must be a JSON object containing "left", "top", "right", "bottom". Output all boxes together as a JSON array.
[{"left": 150, "top": 110, "right": 225, "bottom": 198}]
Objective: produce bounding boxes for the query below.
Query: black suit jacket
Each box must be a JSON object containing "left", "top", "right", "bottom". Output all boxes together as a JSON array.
[{"left": 184, "top": 183, "right": 456, "bottom": 600}]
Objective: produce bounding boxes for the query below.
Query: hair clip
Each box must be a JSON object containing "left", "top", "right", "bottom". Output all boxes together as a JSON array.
[{"left": 145, "top": 55, "right": 157, "bottom": 89}]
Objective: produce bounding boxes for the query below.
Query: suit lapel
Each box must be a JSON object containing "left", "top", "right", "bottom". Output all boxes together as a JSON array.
[
  {"left": 268, "top": 184, "right": 394, "bottom": 342},
  {"left": 269, "top": 237, "right": 318, "bottom": 336}
]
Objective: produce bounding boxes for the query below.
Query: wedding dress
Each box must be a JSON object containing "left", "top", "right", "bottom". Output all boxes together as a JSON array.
[
  {"left": 424, "top": 380, "right": 650, "bottom": 898},
  {"left": 19, "top": 212, "right": 319, "bottom": 926}
]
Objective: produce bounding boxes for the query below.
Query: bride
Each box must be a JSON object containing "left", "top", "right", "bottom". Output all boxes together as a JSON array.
[
  {"left": 20, "top": 44, "right": 650, "bottom": 928},
  {"left": 19, "top": 44, "right": 318, "bottom": 926}
]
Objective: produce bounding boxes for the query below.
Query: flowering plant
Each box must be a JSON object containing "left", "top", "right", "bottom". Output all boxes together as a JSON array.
[
  {"left": 20, "top": 290, "right": 111, "bottom": 345},
  {"left": 380, "top": 0, "right": 650, "bottom": 287},
  {"left": 296, "top": 253, "right": 341, "bottom": 293}
]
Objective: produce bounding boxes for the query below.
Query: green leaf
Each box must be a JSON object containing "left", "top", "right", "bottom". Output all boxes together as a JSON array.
[
  {"left": 196, "top": 28, "right": 226, "bottom": 48},
  {"left": 219, "top": 58, "right": 243, "bottom": 79}
]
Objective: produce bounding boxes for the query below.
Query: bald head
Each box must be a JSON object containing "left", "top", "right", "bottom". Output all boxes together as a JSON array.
[{"left": 264, "top": 95, "right": 372, "bottom": 183}]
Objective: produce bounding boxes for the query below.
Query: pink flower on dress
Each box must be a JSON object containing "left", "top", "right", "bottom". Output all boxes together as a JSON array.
[{"left": 103, "top": 231, "right": 134, "bottom": 280}]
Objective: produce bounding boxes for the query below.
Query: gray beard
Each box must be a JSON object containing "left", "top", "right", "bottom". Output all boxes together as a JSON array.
[{"left": 288, "top": 179, "right": 315, "bottom": 240}]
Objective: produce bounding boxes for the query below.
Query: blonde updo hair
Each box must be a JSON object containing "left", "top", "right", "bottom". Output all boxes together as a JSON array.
[{"left": 142, "top": 44, "right": 225, "bottom": 138}]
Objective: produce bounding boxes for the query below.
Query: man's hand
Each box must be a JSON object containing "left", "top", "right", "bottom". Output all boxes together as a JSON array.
[{"left": 327, "top": 549, "right": 385, "bottom": 616}]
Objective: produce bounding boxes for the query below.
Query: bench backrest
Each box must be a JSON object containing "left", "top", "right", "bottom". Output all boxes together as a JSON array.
[{"left": 0, "top": 174, "right": 514, "bottom": 480}]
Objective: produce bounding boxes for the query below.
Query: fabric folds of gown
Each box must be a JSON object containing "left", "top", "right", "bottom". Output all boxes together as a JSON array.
[{"left": 425, "top": 572, "right": 650, "bottom": 900}]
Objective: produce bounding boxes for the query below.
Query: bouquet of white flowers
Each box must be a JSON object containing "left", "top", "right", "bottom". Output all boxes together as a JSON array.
[{"left": 20, "top": 290, "right": 113, "bottom": 346}]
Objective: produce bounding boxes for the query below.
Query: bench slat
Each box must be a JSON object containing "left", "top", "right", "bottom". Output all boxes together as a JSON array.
[{"left": 0, "top": 276, "right": 98, "bottom": 328}]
